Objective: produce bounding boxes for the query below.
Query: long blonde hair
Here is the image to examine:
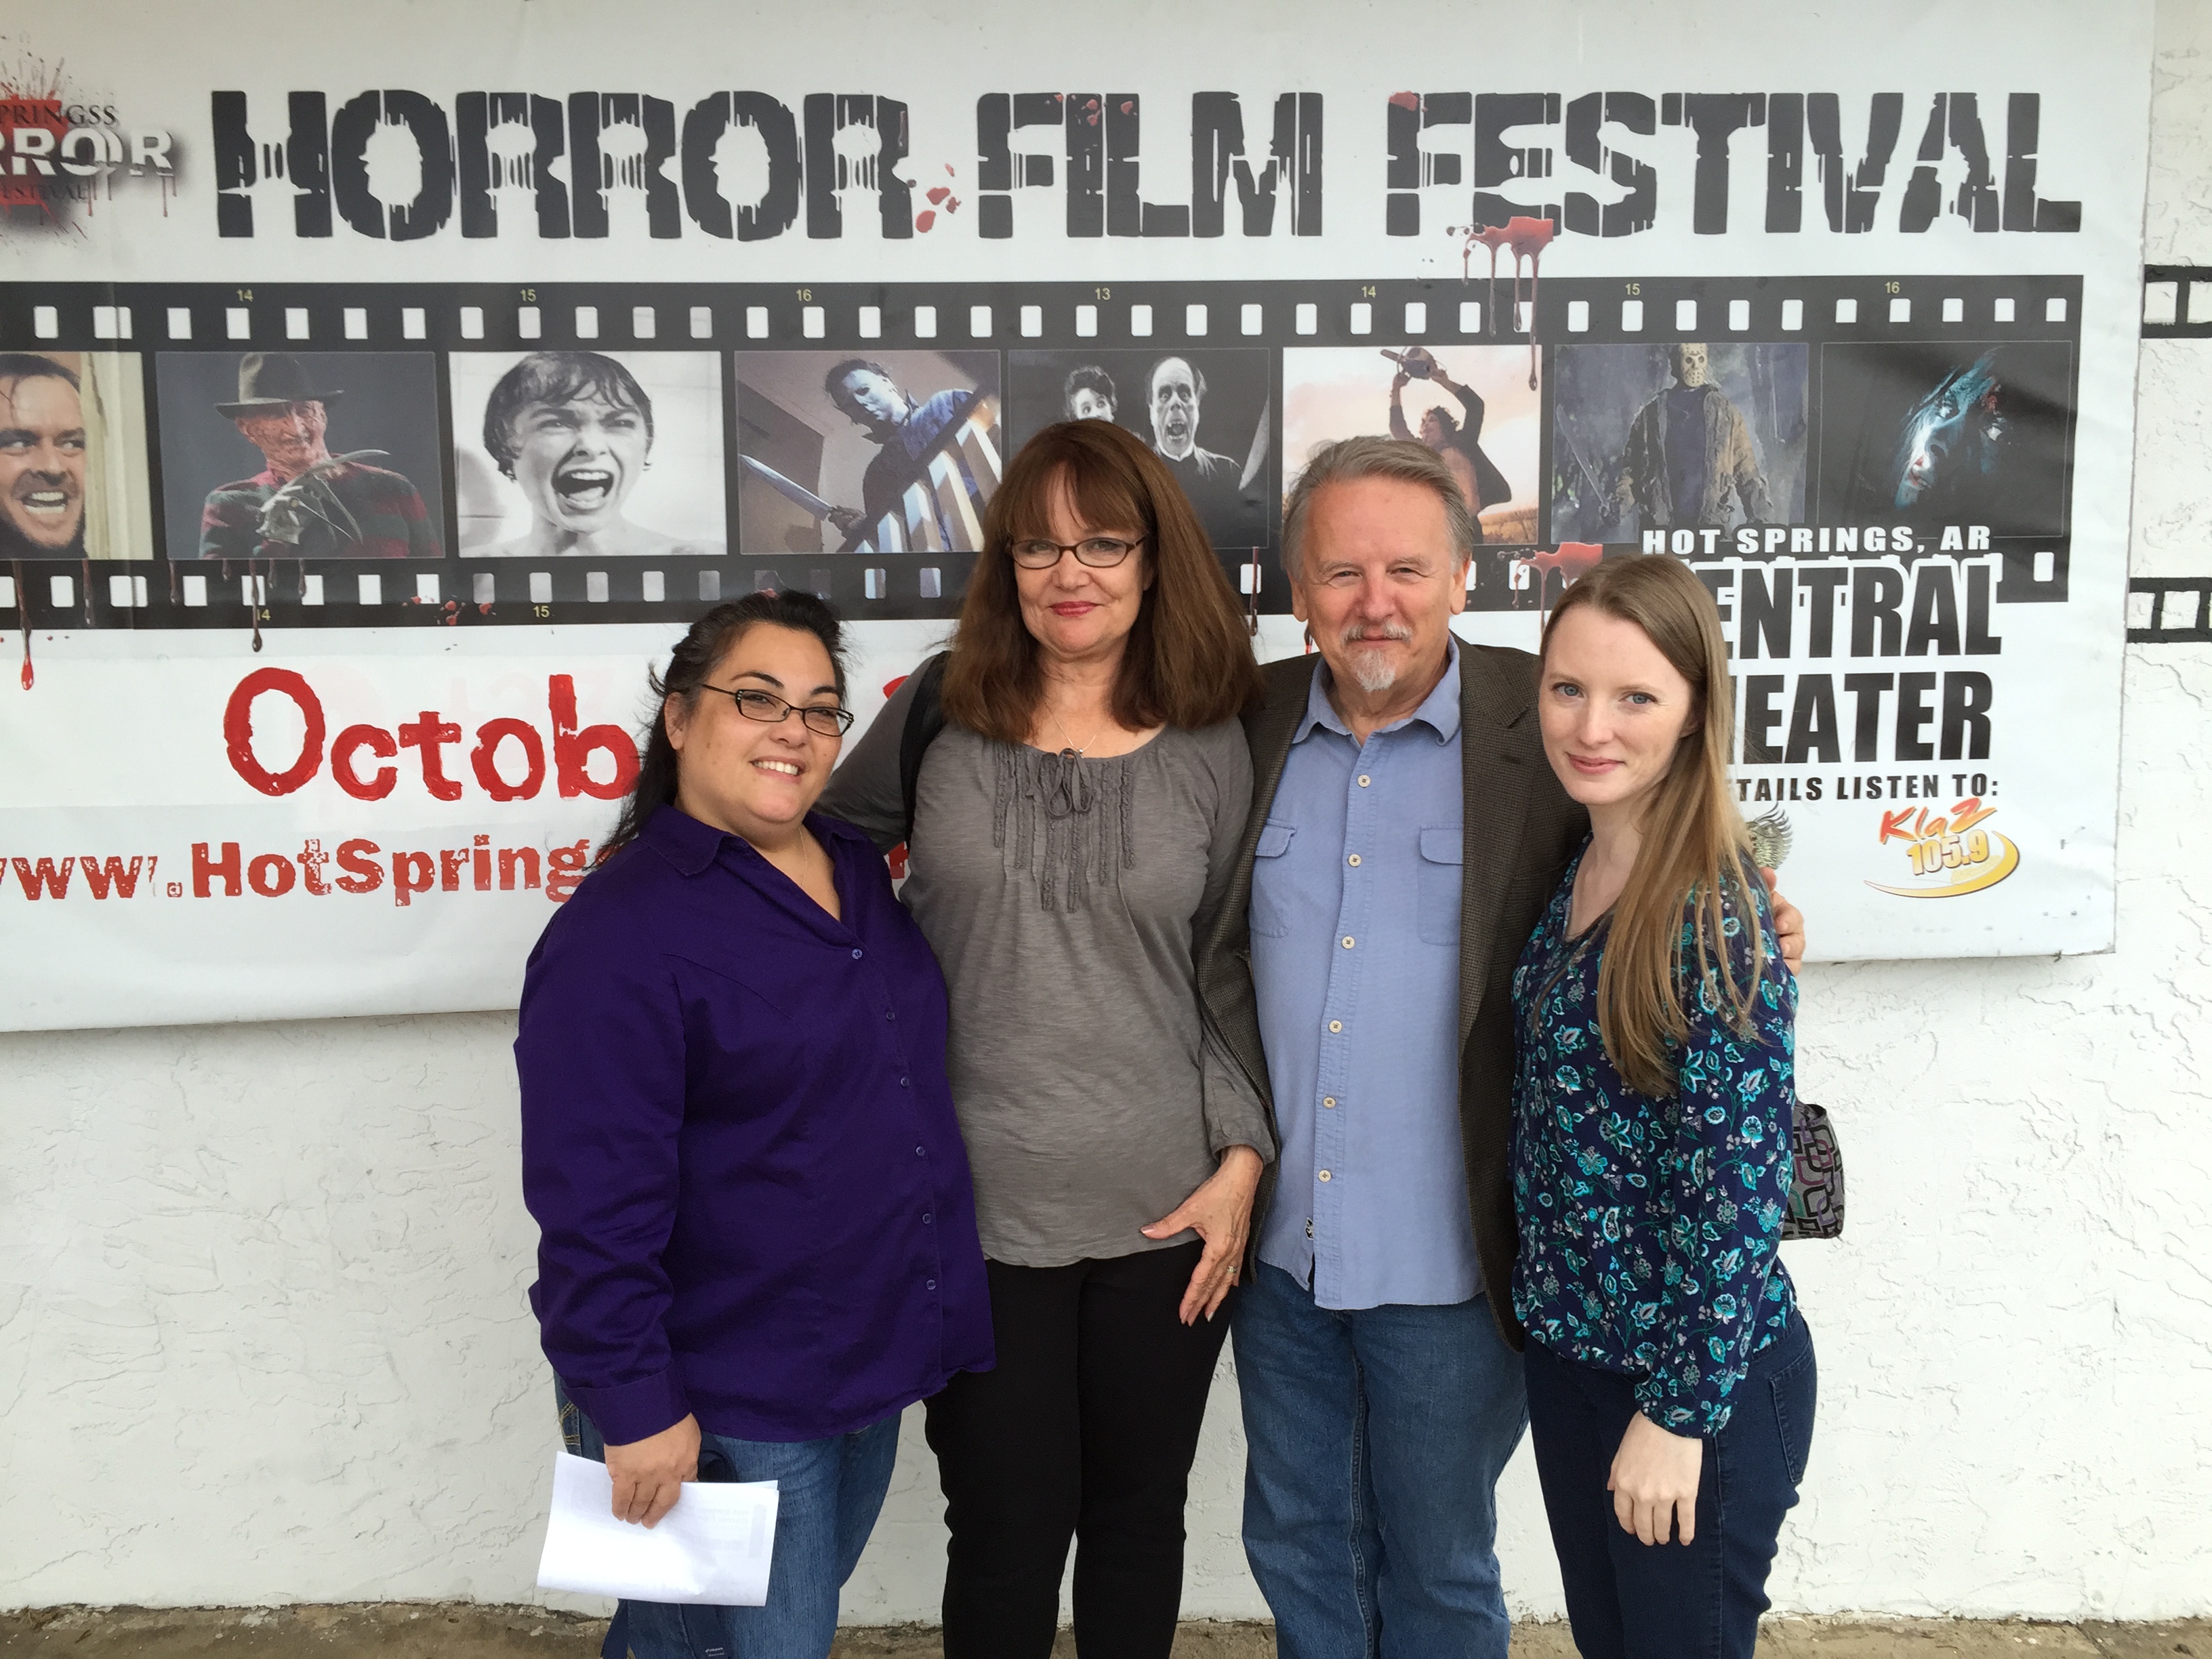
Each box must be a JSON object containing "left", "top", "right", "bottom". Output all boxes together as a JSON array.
[{"left": 1539, "top": 555, "right": 1767, "bottom": 1097}]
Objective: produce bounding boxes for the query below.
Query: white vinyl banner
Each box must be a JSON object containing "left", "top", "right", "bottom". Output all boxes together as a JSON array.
[{"left": 0, "top": 0, "right": 2154, "bottom": 1029}]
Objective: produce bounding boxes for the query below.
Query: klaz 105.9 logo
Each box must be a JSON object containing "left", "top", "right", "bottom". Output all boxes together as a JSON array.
[{"left": 1868, "top": 797, "right": 2019, "bottom": 899}]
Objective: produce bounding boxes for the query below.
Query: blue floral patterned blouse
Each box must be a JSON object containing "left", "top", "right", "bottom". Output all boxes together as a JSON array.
[{"left": 1510, "top": 846, "right": 1798, "bottom": 1437}]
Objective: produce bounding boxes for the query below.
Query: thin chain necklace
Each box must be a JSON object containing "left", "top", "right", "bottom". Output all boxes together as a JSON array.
[{"left": 1045, "top": 697, "right": 1107, "bottom": 759}]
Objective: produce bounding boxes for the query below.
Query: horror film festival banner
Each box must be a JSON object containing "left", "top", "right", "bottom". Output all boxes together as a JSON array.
[{"left": 0, "top": 0, "right": 2154, "bottom": 1031}]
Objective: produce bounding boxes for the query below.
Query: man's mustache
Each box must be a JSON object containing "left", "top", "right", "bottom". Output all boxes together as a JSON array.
[{"left": 1340, "top": 621, "right": 1414, "bottom": 647}]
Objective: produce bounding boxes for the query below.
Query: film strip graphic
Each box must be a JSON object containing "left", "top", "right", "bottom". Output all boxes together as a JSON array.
[{"left": 0, "top": 272, "right": 2082, "bottom": 634}]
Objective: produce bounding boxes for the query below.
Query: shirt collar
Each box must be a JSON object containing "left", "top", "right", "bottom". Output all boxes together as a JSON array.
[
  {"left": 640, "top": 801, "right": 864, "bottom": 877},
  {"left": 1294, "top": 636, "right": 1463, "bottom": 747}
]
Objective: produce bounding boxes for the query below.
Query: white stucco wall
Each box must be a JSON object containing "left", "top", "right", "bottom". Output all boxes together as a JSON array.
[{"left": 7, "top": 5, "right": 2212, "bottom": 1622}]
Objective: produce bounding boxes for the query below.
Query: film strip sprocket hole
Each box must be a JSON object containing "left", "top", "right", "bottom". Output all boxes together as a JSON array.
[{"left": 0, "top": 273, "right": 2081, "bottom": 631}]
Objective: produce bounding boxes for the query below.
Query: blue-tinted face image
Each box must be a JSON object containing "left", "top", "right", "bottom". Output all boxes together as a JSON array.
[{"left": 1893, "top": 353, "right": 2001, "bottom": 510}]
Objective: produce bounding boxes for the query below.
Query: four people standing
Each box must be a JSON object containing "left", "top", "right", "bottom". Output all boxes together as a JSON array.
[{"left": 518, "top": 426, "right": 1814, "bottom": 1658}]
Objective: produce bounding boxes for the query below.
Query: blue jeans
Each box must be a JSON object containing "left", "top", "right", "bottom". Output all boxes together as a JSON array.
[
  {"left": 557, "top": 1384, "right": 900, "bottom": 1659},
  {"left": 1522, "top": 1312, "right": 1817, "bottom": 1659},
  {"left": 1232, "top": 1264, "right": 1529, "bottom": 1659}
]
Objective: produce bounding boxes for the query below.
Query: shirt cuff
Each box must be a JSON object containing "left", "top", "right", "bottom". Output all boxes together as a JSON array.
[
  {"left": 562, "top": 1366, "right": 693, "bottom": 1448},
  {"left": 1633, "top": 1379, "right": 1728, "bottom": 1439},
  {"left": 1202, "top": 1035, "right": 1277, "bottom": 1165}
]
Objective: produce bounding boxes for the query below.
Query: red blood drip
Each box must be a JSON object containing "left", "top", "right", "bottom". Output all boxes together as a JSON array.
[
  {"left": 944, "top": 195, "right": 960, "bottom": 213},
  {"left": 14, "top": 558, "right": 28, "bottom": 690},
  {"left": 1500, "top": 216, "right": 1557, "bottom": 389},
  {"left": 926, "top": 185, "right": 950, "bottom": 205},
  {"left": 916, "top": 209, "right": 937, "bottom": 232},
  {"left": 1387, "top": 91, "right": 1420, "bottom": 111},
  {"left": 1523, "top": 541, "right": 1603, "bottom": 616},
  {"left": 476, "top": 602, "right": 493, "bottom": 616},
  {"left": 1457, "top": 224, "right": 1515, "bottom": 333},
  {"left": 1119, "top": 100, "right": 1134, "bottom": 115}
]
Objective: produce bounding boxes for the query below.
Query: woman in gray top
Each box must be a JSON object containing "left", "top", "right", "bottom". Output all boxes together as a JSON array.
[{"left": 821, "top": 418, "right": 1272, "bottom": 1658}]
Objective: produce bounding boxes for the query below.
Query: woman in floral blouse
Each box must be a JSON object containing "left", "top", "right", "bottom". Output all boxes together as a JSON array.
[{"left": 1510, "top": 554, "right": 1814, "bottom": 1659}]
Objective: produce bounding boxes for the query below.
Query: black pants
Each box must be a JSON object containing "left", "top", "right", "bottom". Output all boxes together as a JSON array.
[
  {"left": 1524, "top": 1312, "right": 1817, "bottom": 1659},
  {"left": 924, "top": 1240, "right": 1232, "bottom": 1659}
]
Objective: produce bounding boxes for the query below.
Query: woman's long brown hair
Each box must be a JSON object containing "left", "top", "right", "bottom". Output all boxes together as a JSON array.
[
  {"left": 941, "top": 419, "right": 1261, "bottom": 742},
  {"left": 1539, "top": 554, "right": 1767, "bottom": 1098}
]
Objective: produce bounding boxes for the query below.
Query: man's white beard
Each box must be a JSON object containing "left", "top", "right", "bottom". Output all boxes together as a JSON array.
[{"left": 1341, "top": 622, "right": 1413, "bottom": 693}]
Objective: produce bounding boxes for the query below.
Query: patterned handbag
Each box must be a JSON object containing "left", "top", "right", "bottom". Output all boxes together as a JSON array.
[{"left": 1782, "top": 1101, "right": 1845, "bottom": 1240}]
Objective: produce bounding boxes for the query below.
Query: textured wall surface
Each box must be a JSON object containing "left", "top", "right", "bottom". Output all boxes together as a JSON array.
[{"left": 7, "top": 7, "right": 2212, "bottom": 1624}]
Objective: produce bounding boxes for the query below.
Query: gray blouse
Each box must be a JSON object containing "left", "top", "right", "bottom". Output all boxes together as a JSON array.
[{"left": 819, "top": 671, "right": 1274, "bottom": 1268}]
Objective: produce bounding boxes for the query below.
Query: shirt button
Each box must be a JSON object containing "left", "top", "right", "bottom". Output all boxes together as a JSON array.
[
  {"left": 899, "top": 1076, "right": 911, "bottom": 1088},
  {"left": 915, "top": 1145, "right": 926, "bottom": 1158},
  {"left": 885, "top": 1009, "right": 897, "bottom": 1021},
  {"left": 922, "top": 1212, "right": 934, "bottom": 1225},
  {"left": 926, "top": 1279, "right": 937, "bottom": 1291},
  {"left": 1318, "top": 1169, "right": 1333, "bottom": 1182},
  {"left": 1328, "top": 1020, "right": 1343, "bottom": 1033},
  {"left": 1341, "top": 936, "right": 1355, "bottom": 949},
  {"left": 1357, "top": 775, "right": 1371, "bottom": 787},
  {"left": 851, "top": 947, "right": 864, "bottom": 959},
  {"left": 1347, "top": 854, "right": 1361, "bottom": 867},
  {"left": 1323, "top": 1096, "right": 1336, "bottom": 1108}
]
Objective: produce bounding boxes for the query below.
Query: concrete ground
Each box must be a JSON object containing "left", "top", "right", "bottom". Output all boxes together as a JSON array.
[{"left": 1, "top": 1608, "right": 2206, "bottom": 1658}]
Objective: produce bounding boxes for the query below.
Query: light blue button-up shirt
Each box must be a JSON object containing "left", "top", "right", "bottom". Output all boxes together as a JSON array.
[{"left": 1250, "top": 641, "right": 1481, "bottom": 1311}]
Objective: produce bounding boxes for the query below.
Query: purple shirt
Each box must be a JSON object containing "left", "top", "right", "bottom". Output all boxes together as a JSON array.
[{"left": 516, "top": 803, "right": 993, "bottom": 1446}]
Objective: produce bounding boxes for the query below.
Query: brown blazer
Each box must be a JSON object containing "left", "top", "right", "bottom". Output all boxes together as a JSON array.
[{"left": 1196, "top": 644, "right": 1591, "bottom": 1349}]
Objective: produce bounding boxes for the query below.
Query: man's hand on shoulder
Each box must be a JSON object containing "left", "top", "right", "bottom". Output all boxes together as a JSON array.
[{"left": 1760, "top": 868, "right": 1805, "bottom": 970}]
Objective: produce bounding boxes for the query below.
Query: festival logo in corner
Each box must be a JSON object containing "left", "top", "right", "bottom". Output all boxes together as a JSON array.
[
  {"left": 1867, "top": 796, "right": 2020, "bottom": 899},
  {"left": 0, "top": 41, "right": 178, "bottom": 232}
]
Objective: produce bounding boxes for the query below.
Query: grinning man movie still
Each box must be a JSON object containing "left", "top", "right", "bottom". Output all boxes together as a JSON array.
[{"left": 0, "top": 352, "right": 153, "bottom": 561}]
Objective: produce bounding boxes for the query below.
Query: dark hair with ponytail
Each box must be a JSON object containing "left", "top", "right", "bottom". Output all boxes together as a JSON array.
[{"left": 598, "top": 590, "right": 850, "bottom": 860}]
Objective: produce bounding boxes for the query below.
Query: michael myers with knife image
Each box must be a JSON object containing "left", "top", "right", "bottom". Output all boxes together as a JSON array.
[{"left": 732, "top": 350, "right": 1001, "bottom": 557}]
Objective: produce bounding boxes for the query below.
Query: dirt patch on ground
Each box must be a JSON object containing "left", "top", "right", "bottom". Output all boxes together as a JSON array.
[{"left": 2, "top": 1607, "right": 2204, "bottom": 1658}]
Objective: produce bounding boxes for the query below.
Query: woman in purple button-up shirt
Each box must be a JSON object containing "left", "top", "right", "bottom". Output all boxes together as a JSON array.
[{"left": 516, "top": 590, "right": 992, "bottom": 1659}]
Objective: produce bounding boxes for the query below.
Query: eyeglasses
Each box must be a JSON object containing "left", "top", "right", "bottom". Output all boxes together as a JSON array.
[
  {"left": 704, "top": 684, "right": 855, "bottom": 737},
  {"left": 1008, "top": 535, "right": 1145, "bottom": 570}
]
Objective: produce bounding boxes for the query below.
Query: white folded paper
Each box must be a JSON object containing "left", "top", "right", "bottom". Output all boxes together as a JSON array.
[{"left": 536, "top": 1451, "right": 780, "bottom": 1606}]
